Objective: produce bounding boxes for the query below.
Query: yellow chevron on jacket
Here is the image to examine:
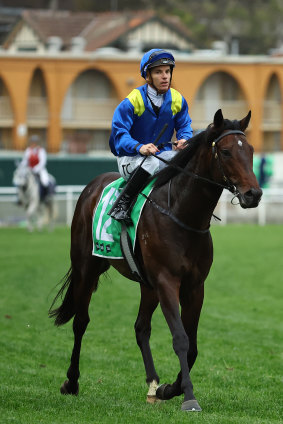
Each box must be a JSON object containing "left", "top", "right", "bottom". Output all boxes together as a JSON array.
[
  {"left": 170, "top": 88, "right": 182, "bottom": 116},
  {"left": 127, "top": 89, "right": 145, "bottom": 116}
]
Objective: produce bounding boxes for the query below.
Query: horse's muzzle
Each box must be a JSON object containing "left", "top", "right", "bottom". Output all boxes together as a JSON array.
[{"left": 238, "top": 187, "right": 262, "bottom": 209}]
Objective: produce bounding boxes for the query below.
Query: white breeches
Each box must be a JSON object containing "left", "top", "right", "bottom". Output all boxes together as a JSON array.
[
  {"left": 36, "top": 169, "right": 49, "bottom": 186},
  {"left": 117, "top": 150, "right": 177, "bottom": 180}
]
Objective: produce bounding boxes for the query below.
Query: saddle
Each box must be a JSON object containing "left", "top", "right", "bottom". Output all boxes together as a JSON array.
[{"left": 92, "top": 178, "right": 154, "bottom": 287}]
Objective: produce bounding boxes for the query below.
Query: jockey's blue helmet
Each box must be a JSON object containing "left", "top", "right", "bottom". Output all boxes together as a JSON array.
[{"left": 140, "top": 49, "right": 175, "bottom": 79}]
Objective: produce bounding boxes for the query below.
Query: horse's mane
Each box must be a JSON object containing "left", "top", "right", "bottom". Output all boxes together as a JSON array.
[{"left": 153, "top": 118, "right": 242, "bottom": 188}]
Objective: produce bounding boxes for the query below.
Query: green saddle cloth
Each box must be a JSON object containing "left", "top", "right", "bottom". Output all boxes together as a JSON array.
[{"left": 92, "top": 177, "right": 155, "bottom": 259}]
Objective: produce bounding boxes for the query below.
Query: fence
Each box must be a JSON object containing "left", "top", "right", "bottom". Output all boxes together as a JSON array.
[
  {"left": 0, "top": 185, "right": 84, "bottom": 227},
  {"left": 0, "top": 186, "right": 283, "bottom": 227}
]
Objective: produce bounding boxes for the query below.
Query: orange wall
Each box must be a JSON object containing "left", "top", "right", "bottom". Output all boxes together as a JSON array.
[{"left": 0, "top": 54, "right": 283, "bottom": 152}]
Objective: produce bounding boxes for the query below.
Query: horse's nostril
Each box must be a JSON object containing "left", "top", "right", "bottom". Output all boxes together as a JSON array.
[
  {"left": 243, "top": 188, "right": 262, "bottom": 207},
  {"left": 245, "top": 190, "right": 253, "bottom": 198},
  {"left": 245, "top": 188, "right": 262, "bottom": 199}
]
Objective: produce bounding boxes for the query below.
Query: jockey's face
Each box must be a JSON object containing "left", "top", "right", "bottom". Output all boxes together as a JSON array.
[{"left": 146, "top": 65, "right": 171, "bottom": 94}]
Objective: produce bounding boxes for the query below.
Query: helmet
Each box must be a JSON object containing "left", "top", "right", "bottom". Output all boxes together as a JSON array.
[
  {"left": 28, "top": 134, "right": 40, "bottom": 144},
  {"left": 140, "top": 49, "right": 175, "bottom": 79}
]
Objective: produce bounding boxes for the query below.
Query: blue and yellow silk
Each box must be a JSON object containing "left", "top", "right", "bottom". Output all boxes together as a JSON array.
[{"left": 109, "top": 84, "right": 193, "bottom": 157}]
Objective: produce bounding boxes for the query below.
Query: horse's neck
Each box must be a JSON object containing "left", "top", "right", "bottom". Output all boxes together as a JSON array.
[{"left": 171, "top": 148, "right": 223, "bottom": 229}]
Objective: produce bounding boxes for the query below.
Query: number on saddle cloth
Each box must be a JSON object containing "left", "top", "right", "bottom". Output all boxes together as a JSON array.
[{"left": 92, "top": 178, "right": 155, "bottom": 259}]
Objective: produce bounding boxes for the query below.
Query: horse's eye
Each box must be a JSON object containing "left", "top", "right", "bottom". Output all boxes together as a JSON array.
[{"left": 221, "top": 149, "right": 231, "bottom": 158}]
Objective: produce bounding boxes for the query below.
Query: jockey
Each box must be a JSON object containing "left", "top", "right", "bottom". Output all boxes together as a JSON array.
[
  {"left": 20, "top": 134, "right": 50, "bottom": 201},
  {"left": 109, "top": 48, "right": 194, "bottom": 223}
]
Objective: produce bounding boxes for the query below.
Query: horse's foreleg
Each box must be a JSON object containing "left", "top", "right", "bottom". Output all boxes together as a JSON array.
[
  {"left": 157, "top": 284, "right": 204, "bottom": 403},
  {"left": 156, "top": 280, "right": 201, "bottom": 411},
  {"left": 134, "top": 285, "right": 160, "bottom": 403},
  {"left": 181, "top": 284, "right": 204, "bottom": 370},
  {"left": 26, "top": 201, "right": 38, "bottom": 232}
]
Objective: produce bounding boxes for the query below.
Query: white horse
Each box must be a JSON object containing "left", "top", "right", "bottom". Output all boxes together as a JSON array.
[{"left": 13, "top": 165, "right": 57, "bottom": 232}]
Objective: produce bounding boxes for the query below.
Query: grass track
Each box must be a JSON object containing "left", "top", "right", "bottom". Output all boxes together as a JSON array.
[{"left": 0, "top": 225, "right": 282, "bottom": 424}]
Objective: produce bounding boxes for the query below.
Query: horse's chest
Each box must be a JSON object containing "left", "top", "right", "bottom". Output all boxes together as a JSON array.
[{"left": 173, "top": 241, "right": 213, "bottom": 284}]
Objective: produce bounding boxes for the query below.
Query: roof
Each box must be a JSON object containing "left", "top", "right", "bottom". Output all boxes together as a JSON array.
[{"left": 3, "top": 9, "right": 193, "bottom": 51}]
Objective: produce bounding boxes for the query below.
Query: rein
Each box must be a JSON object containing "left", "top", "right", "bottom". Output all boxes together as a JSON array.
[
  {"left": 142, "top": 190, "right": 211, "bottom": 234},
  {"left": 145, "top": 129, "right": 246, "bottom": 233}
]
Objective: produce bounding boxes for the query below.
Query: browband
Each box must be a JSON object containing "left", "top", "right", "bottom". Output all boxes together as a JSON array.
[{"left": 213, "top": 130, "right": 246, "bottom": 145}]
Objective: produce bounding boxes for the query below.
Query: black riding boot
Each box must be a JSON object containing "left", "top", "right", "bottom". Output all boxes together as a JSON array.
[{"left": 109, "top": 167, "right": 151, "bottom": 224}]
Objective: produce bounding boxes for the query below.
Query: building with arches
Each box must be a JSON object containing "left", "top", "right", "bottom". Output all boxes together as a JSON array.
[
  {"left": 0, "top": 51, "right": 282, "bottom": 154},
  {"left": 0, "top": 8, "right": 282, "bottom": 155}
]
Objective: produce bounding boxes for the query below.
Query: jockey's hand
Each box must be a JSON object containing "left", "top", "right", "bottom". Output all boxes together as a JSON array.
[
  {"left": 139, "top": 143, "right": 160, "bottom": 156},
  {"left": 174, "top": 139, "right": 187, "bottom": 150}
]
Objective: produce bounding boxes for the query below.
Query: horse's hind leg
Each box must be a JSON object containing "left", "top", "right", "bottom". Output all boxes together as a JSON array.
[
  {"left": 36, "top": 205, "right": 45, "bottom": 231},
  {"left": 45, "top": 199, "right": 56, "bottom": 232},
  {"left": 134, "top": 285, "right": 160, "bottom": 403},
  {"left": 61, "top": 258, "right": 109, "bottom": 395}
]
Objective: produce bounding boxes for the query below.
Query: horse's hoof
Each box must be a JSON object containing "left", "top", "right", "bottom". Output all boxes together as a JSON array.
[
  {"left": 146, "top": 380, "right": 161, "bottom": 403},
  {"left": 181, "top": 399, "right": 202, "bottom": 412},
  {"left": 146, "top": 395, "right": 162, "bottom": 404},
  {"left": 60, "top": 380, "right": 79, "bottom": 396},
  {"left": 156, "top": 383, "right": 170, "bottom": 400}
]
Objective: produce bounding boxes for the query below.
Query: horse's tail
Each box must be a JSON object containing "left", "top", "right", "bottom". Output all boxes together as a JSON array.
[{"left": 49, "top": 267, "right": 75, "bottom": 326}]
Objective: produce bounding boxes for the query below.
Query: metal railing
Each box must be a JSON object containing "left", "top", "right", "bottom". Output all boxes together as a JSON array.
[
  {"left": 0, "top": 185, "right": 84, "bottom": 227},
  {"left": 0, "top": 96, "right": 281, "bottom": 132},
  {"left": 27, "top": 97, "right": 48, "bottom": 121},
  {"left": 190, "top": 100, "right": 282, "bottom": 131},
  {"left": 61, "top": 98, "right": 117, "bottom": 128},
  {"left": 190, "top": 100, "right": 248, "bottom": 129},
  {"left": 0, "top": 186, "right": 283, "bottom": 227},
  {"left": 0, "top": 96, "right": 13, "bottom": 124},
  {"left": 215, "top": 188, "right": 283, "bottom": 225}
]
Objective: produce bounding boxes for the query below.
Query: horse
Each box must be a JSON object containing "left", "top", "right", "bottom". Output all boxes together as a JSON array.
[
  {"left": 13, "top": 164, "right": 57, "bottom": 232},
  {"left": 49, "top": 110, "right": 262, "bottom": 412}
]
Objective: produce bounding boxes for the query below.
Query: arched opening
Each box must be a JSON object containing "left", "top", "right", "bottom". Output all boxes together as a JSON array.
[
  {"left": 191, "top": 71, "right": 248, "bottom": 131},
  {"left": 262, "top": 74, "right": 282, "bottom": 152},
  {"left": 27, "top": 68, "right": 48, "bottom": 148},
  {"left": 61, "top": 69, "right": 119, "bottom": 153},
  {"left": 0, "top": 77, "right": 14, "bottom": 150}
]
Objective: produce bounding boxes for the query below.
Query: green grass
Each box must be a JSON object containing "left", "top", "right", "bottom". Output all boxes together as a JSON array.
[{"left": 0, "top": 225, "right": 282, "bottom": 424}]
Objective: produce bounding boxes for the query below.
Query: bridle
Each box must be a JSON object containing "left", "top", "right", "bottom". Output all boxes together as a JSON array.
[
  {"left": 211, "top": 130, "right": 246, "bottom": 196},
  {"left": 157, "top": 129, "right": 246, "bottom": 195},
  {"left": 143, "top": 129, "right": 247, "bottom": 233}
]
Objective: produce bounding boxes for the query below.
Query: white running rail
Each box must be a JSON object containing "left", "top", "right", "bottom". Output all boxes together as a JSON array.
[
  {"left": 0, "top": 185, "right": 85, "bottom": 226},
  {"left": 0, "top": 186, "right": 283, "bottom": 226}
]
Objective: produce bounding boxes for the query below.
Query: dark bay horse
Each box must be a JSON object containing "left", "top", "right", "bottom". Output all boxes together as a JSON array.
[{"left": 49, "top": 110, "right": 262, "bottom": 412}]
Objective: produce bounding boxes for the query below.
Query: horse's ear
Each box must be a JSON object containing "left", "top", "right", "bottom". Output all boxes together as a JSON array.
[
  {"left": 240, "top": 110, "right": 251, "bottom": 131},
  {"left": 214, "top": 109, "right": 224, "bottom": 129}
]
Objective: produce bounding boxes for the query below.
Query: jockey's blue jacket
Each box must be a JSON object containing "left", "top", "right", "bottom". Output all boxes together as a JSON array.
[{"left": 109, "top": 84, "right": 193, "bottom": 157}]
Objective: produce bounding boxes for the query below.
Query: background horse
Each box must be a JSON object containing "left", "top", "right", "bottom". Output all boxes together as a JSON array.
[
  {"left": 13, "top": 165, "right": 56, "bottom": 232},
  {"left": 49, "top": 110, "right": 262, "bottom": 412}
]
